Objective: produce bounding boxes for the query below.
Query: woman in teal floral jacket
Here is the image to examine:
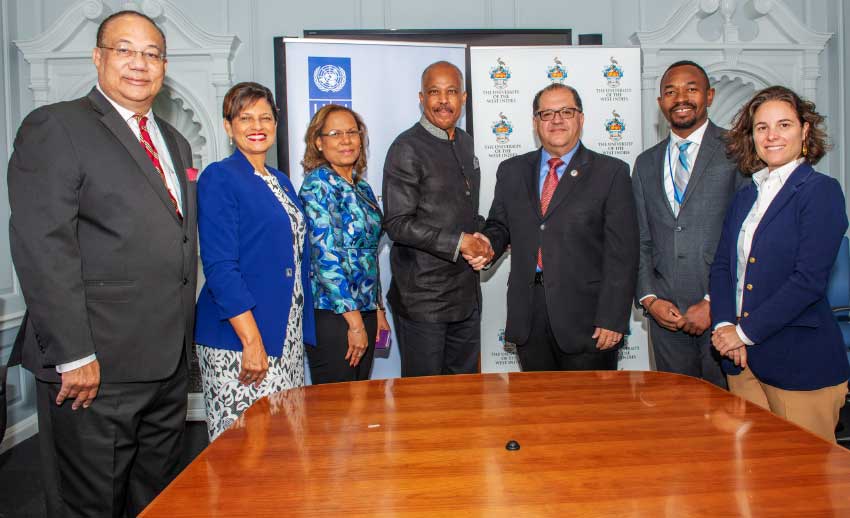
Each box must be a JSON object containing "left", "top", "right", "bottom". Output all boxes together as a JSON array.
[{"left": 299, "top": 104, "right": 389, "bottom": 383}]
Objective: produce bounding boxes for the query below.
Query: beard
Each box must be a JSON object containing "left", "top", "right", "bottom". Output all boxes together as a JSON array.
[
  {"left": 667, "top": 103, "right": 699, "bottom": 129},
  {"left": 670, "top": 115, "right": 698, "bottom": 129}
]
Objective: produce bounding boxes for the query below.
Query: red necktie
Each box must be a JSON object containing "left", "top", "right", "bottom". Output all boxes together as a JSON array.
[
  {"left": 537, "top": 157, "right": 564, "bottom": 270},
  {"left": 133, "top": 114, "right": 182, "bottom": 220}
]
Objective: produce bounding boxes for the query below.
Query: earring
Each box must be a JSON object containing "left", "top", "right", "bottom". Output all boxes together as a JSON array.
[
  {"left": 318, "top": 147, "right": 322, "bottom": 151},
  {"left": 229, "top": 137, "right": 233, "bottom": 146},
  {"left": 802, "top": 142, "right": 808, "bottom": 157}
]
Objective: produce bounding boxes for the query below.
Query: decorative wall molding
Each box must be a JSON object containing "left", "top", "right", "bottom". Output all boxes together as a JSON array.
[
  {"left": 632, "top": 0, "right": 832, "bottom": 144},
  {"left": 13, "top": 0, "right": 240, "bottom": 169}
]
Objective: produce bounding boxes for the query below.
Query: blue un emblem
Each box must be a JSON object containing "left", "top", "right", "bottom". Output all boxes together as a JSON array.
[{"left": 308, "top": 56, "right": 352, "bottom": 115}]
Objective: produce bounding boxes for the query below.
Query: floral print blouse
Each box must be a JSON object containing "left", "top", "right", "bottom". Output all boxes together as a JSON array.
[{"left": 299, "top": 166, "right": 383, "bottom": 314}]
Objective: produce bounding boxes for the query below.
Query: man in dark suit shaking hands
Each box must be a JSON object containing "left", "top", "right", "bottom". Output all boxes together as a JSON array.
[
  {"left": 7, "top": 10, "right": 196, "bottom": 517},
  {"left": 632, "top": 61, "right": 746, "bottom": 387},
  {"left": 474, "top": 84, "right": 638, "bottom": 371}
]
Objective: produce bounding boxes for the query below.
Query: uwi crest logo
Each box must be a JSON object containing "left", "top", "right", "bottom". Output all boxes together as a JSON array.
[
  {"left": 489, "top": 57, "right": 511, "bottom": 89},
  {"left": 605, "top": 110, "right": 626, "bottom": 141},
  {"left": 491, "top": 112, "right": 513, "bottom": 143},
  {"left": 547, "top": 57, "right": 567, "bottom": 84},
  {"left": 602, "top": 56, "right": 624, "bottom": 88}
]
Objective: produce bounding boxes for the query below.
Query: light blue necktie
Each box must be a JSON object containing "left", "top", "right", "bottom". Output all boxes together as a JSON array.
[{"left": 673, "top": 140, "right": 692, "bottom": 201}]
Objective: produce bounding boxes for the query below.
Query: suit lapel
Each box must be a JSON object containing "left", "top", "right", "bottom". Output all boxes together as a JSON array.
[
  {"left": 88, "top": 88, "right": 182, "bottom": 225},
  {"left": 751, "top": 163, "right": 812, "bottom": 249},
  {"left": 542, "top": 144, "right": 591, "bottom": 219},
  {"left": 651, "top": 137, "right": 676, "bottom": 219},
  {"left": 523, "top": 149, "right": 543, "bottom": 221},
  {"left": 732, "top": 186, "right": 757, "bottom": 260},
  {"left": 156, "top": 115, "right": 190, "bottom": 227},
  {"left": 680, "top": 122, "right": 720, "bottom": 209}
]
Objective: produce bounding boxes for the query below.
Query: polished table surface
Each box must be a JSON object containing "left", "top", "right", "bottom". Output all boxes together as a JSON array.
[{"left": 141, "top": 371, "right": 850, "bottom": 517}]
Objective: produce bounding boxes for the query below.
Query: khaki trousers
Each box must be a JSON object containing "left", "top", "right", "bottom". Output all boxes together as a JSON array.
[{"left": 727, "top": 367, "right": 847, "bottom": 442}]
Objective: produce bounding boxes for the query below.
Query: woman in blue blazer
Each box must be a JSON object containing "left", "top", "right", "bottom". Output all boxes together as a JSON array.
[
  {"left": 710, "top": 86, "right": 849, "bottom": 441},
  {"left": 194, "top": 83, "right": 316, "bottom": 440}
]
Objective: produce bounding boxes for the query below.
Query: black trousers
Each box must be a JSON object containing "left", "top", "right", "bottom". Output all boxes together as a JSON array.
[
  {"left": 648, "top": 317, "right": 727, "bottom": 389},
  {"left": 516, "top": 284, "right": 618, "bottom": 371},
  {"left": 393, "top": 308, "right": 481, "bottom": 377},
  {"left": 308, "top": 309, "right": 377, "bottom": 384},
  {"left": 36, "top": 355, "right": 188, "bottom": 518}
]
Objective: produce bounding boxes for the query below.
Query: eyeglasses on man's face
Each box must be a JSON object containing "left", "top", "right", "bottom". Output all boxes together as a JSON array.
[
  {"left": 98, "top": 46, "right": 166, "bottom": 64},
  {"left": 535, "top": 107, "right": 582, "bottom": 121}
]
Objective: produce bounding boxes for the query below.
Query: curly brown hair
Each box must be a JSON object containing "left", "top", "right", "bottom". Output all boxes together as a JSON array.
[
  {"left": 301, "top": 104, "right": 369, "bottom": 179},
  {"left": 726, "top": 85, "right": 828, "bottom": 175}
]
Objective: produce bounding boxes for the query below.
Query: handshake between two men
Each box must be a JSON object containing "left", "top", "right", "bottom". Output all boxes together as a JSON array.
[{"left": 460, "top": 232, "right": 494, "bottom": 271}]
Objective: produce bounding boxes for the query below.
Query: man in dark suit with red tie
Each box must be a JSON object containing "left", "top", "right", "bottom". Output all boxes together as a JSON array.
[
  {"left": 477, "top": 84, "right": 639, "bottom": 371},
  {"left": 7, "top": 10, "right": 196, "bottom": 517}
]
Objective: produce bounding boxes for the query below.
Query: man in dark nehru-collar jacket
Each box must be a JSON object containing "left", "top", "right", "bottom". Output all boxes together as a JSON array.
[{"left": 383, "top": 60, "right": 492, "bottom": 378}]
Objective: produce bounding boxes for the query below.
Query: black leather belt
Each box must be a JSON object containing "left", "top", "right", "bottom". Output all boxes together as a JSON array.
[{"left": 534, "top": 271, "right": 544, "bottom": 285}]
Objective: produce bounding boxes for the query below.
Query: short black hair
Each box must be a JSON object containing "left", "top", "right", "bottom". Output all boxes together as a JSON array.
[
  {"left": 532, "top": 83, "right": 583, "bottom": 114},
  {"left": 96, "top": 10, "right": 167, "bottom": 53},
  {"left": 660, "top": 60, "right": 711, "bottom": 92}
]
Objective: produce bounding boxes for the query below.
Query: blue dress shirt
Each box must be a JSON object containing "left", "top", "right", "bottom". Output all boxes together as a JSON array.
[{"left": 538, "top": 143, "right": 580, "bottom": 197}]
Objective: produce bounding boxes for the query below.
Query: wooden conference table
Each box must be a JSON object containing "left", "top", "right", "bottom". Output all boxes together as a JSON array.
[{"left": 141, "top": 371, "right": 850, "bottom": 517}]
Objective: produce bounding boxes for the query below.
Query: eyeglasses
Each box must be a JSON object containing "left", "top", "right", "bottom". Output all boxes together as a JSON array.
[
  {"left": 98, "top": 46, "right": 166, "bottom": 64},
  {"left": 319, "top": 129, "right": 362, "bottom": 140},
  {"left": 535, "top": 107, "right": 581, "bottom": 121}
]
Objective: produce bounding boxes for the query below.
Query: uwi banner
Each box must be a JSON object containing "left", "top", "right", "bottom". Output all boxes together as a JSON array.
[
  {"left": 469, "top": 46, "right": 649, "bottom": 373},
  {"left": 283, "top": 38, "right": 466, "bottom": 381}
]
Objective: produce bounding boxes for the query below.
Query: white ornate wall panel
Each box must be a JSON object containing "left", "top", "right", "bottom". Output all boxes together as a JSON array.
[
  {"left": 633, "top": 0, "right": 832, "bottom": 145},
  {"left": 14, "top": 0, "right": 240, "bottom": 169}
]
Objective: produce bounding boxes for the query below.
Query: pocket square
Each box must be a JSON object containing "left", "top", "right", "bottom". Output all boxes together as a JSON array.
[{"left": 186, "top": 167, "right": 199, "bottom": 182}]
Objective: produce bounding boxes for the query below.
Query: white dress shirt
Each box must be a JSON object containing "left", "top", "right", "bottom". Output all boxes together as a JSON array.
[
  {"left": 715, "top": 157, "right": 805, "bottom": 345},
  {"left": 56, "top": 86, "right": 183, "bottom": 374},
  {"left": 97, "top": 85, "right": 183, "bottom": 210},
  {"left": 639, "top": 120, "right": 711, "bottom": 305},
  {"left": 663, "top": 119, "right": 709, "bottom": 214}
]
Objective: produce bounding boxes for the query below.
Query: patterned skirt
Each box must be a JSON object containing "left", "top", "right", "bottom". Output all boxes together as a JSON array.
[{"left": 197, "top": 342, "right": 305, "bottom": 441}]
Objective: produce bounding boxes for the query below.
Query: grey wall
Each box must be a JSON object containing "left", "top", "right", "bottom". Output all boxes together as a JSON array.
[{"left": 1, "top": 0, "right": 848, "bottom": 438}]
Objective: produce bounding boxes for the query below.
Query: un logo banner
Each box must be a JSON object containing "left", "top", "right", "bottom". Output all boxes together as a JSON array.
[{"left": 308, "top": 56, "right": 352, "bottom": 114}]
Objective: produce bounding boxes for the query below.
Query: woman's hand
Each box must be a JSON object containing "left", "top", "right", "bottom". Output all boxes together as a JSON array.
[
  {"left": 376, "top": 309, "right": 391, "bottom": 340},
  {"left": 343, "top": 310, "right": 368, "bottom": 367},
  {"left": 228, "top": 310, "right": 269, "bottom": 387},
  {"left": 346, "top": 326, "right": 368, "bottom": 367},
  {"left": 240, "top": 339, "right": 269, "bottom": 387},
  {"left": 712, "top": 325, "right": 745, "bottom": 355},
  {"left": 727, "top": 346, "right": 748, "bottom": 368}
]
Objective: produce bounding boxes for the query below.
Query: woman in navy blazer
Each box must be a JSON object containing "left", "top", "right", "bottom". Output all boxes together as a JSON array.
[
  {"left": 710, "top": 86, "right": 849, "bottom": 441},
  {"left": 194, "top": 83, "right": 316, "bottom": 441}
]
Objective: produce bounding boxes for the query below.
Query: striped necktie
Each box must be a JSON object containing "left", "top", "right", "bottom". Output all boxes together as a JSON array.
[
  {"left": 673, "top": 140, "right": 691, "bottom": 215},
  {"left": 537, "top": 157, "right": 563, "bottom": 270},
  {"left": 133, "top": 114, "right": 182, "bottom": 220}
]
